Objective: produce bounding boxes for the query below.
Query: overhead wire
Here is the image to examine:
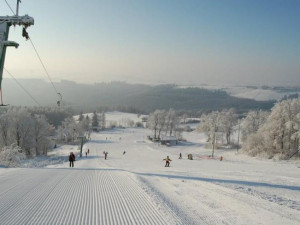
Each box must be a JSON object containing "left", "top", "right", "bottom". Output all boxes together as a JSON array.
[
  {"left": 28, "top": 37, "right": 62, "bottom": 99},
  {"left": 4, "top": 68, "right": 42, "bottom": 107},
  {"left": 3, "top": 0, "right": 62, "bottom": 105},
  {"left": 4, "top": 0, "right": 15, "bottom": 15}
]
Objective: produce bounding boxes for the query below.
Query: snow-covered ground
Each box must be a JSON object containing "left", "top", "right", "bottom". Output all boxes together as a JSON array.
[
  {"left": 74, "top": 111, "right": 146, "bottom": 127},
  {"left": 178, "top": 84, "right": 300, "bottom": 101},
  {"left": 0, "top": 127, "right": 299, "bottom": 224}
]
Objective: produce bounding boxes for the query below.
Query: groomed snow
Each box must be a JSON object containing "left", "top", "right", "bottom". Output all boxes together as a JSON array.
[{"left": 0, "top": 126, "right": 299, "bottom": 224}]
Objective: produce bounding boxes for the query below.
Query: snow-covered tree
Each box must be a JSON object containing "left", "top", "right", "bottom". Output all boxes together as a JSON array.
[
  {"left": 78, "top": 116, "right": 91, "bottom": 133},
  {"left": 32, "top": 115, "right": 51, "bottom": 156},
  {"left": 78, "top": 112, "right": 84, "bottom": 121},
  {"left": 243, "top": 98, "right": 300, "bottom": 159},
  {"left": 164, "top": 109, "right": 179, "bottom": 136},
  {"left": 0, "top": 113, "right": 10, "bottom": 146},
  {"left": 8, "top": 108, "right": 34, "bottom": 155},
  {"left": 148, "top": 110, "right": 160, "bottom": 139},
  {"left": 198, "top": 111, "right": 221, "bottom": 143},
  {"left": 148, "top": 109, "right": 180, "bottom": 139},
  {"left": 0, "top": 107, "right": 54, "bottom": 158},
  {"left": 99, "top": 112, "right": 106, "bottom": 130},
  {"left": 0, "top": 144, "right": 25, "bottom": 167},
  {"left": 92, "top": 112, "right": 99, "bottom": 128},
  {"left": 219, "top": 109, "right": 238, "bottom": 145},
  {"left": 57, "top": 117, "right": 78, "bottom": 143},
  {"left": 241, "top": 110, "right": 269, "bottom": 141},
  {"left": 157, "top": 110, "right": 167, "bottom": 139}
]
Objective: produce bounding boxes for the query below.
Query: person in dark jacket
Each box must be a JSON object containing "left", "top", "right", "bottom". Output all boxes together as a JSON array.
[{"left": 69, "top": 152, "right": 75, "bottom": 167}]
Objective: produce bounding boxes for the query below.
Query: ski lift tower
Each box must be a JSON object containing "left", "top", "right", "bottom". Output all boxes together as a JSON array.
[{"left": 0, "top": 0, "right": 34, "bottom": 105}]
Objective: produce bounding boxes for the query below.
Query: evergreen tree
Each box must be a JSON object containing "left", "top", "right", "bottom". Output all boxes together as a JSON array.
[
  {"left": 92, "top": 112, "right": 99, "bottom": 128},
  {"left": 78, "top": 112, "right": 84, "bottom": 121}
]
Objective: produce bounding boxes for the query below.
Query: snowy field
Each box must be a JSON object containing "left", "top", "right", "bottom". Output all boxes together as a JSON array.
[
  {"left": 178, "top": 84, "right": 300, "bottom": 101},
  {"left": 74, "top": 111, "right": 146, "bottom": 127},
  {"left": 0, "top": 127, "right": 300, "bottom": 224}
]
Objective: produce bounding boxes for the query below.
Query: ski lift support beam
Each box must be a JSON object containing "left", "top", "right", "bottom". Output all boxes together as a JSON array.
[{"left": 0, "top": 2, "right": 34, "bottom": 105}]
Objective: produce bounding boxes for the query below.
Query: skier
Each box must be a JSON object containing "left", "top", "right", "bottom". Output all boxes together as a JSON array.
[
  {"left": 88, "top": 149, "right": 90, "bottom": 154},
  {"left": 179, "top": 153, "right": 182, "bottom": 159},
  {"left": 85, "top": 151, "right": 88, "bottom": 158},
  {"left": 69, "top": 152, "right": 75, "bottom": 167},
  {"left": 104, "top": 152, "right": 108, "bottom": 160},
  {"left": 123, "top": 150, "right": 126, "bottom": 155},
  {"left": 163, "top": 156, "right": 172, "bottom": 167}
]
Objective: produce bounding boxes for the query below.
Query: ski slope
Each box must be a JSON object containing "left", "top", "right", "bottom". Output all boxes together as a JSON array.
[
  {"left": 0, "top": 127, "right": 300, "bottom": 224},
  {"left": 0, "top": 168, "right": 175, "bottom": 225}
]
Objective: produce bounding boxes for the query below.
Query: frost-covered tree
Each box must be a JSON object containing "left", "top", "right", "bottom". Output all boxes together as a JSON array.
[
  {"left": 198, "top": 111, "right": 221, "bottom": 143},
  {"left": 157, "top": 110, "right": 167, "bottom": 139},
  {"left": 148, "top": 110, "right": 160, "bottom": 139},
  {"left": 32, "top": 115, "right": 50, "bottom": 156},
  {"left": 78, "top": 112, "right": 84, "bottom": 121},
  {"left": 149, "top": 109, "right": 180, "bottom": 139},
  {"left": 219, "top": 109, "right": 238, "bottom": 145},
  {"left": 8, "top": 108, "right": 34, "bottom": 155},
  {"left": 57, "top": 117, "right": 78, "bottom": 143},
  {"left": 92, "top": 112, "right": 99, "bottom": 128},
  {"left": 0, "top": 144, "right": 25, "bottom": 167},
  {"left": 0, "top": 107, "right": 53, "bottom": 158},
  {"left": 0, "top": 113, "right": 10, "bottom": 146},
  {"left": 99, "top": 112, "right": 106, "bottom": 130},
  {"left": 241, "top": 110, "right": 269, "bottom": 141},
  {"left": 164, "top": 109, "right": 179, "bottom": 136},
  {"left": 243, "top": 98, "right": 300, "bottom": 159},
  {"left": 78, "top": 116, "right": 91, "bottom": 133}
]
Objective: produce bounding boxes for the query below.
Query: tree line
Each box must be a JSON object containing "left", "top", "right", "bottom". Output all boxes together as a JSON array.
[{"left": 197, "top": 98, "right": 300, "bottom": 159}]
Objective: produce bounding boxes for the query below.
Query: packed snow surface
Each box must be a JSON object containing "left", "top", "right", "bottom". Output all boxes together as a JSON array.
[{"left": 1, "top": 128, "right": 300, "bottom": 224}]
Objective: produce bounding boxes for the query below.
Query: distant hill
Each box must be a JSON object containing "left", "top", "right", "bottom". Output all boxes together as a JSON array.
[{"left": 3, "top": 79, "right": 275, "bottom": 113}]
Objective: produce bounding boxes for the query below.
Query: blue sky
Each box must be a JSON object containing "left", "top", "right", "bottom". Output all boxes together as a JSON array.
[{"left": 1, "top": 0, "right": 299, "bottom": 85}]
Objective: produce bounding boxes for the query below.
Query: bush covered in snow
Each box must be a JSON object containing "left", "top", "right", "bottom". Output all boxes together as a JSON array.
[{"left": 0, "top": 144, "right": 26, "bottom": 167}]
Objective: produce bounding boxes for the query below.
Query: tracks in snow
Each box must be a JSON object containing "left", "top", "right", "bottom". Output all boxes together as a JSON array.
[{"left": 0, "top": 168, "right": 173, "bottom": 225}]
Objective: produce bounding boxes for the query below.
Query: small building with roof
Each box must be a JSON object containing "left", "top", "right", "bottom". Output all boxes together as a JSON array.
[{"left": 160, "top": 135, "right": 178, "bottom": 146}]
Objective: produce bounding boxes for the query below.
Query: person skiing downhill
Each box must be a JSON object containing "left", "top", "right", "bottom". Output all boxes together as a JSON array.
[
  {"left": 104, "top": 151, "right": 108, "bottom": 160},
  {"left": 179, "top": 153, "right": 182, "bottom": 159},
  {"left": 163, "top": 156, "right": 172, "bottom": 167},
  {"left": 69, "top": 152, "right": 75, "bottom": 167}
]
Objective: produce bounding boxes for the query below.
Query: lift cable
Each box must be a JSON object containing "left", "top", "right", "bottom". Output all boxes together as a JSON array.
[
  {"left": 28, "top": 38, "right": 61, "bottom": 97},
  {"left": 4, "top": 68, "right": 42, "bottom": 107},
  {"left": 3, "top": 0, "right": 62, "bottom": 105},
  {"left": 4, "top": 0, "right": 15, "bottom": 15}
]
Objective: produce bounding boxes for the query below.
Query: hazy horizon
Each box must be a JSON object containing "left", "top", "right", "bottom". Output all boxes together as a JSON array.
[
  {"left": 1, "top": 0, "right": 299, "bottom": 86},
  {"left": 3, "top": 77, "right": 300, "bottom": 88}
]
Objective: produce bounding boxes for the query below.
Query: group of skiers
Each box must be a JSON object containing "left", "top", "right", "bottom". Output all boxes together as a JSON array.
[
  {"left": 70, "top": 151, "right": 181, "bottom": 168},
  {"left": 69, "top": 144, "right": 191, "bottom": 168},
  {"left": 69, "top": 149, "right": 91, "bottom": 167}
]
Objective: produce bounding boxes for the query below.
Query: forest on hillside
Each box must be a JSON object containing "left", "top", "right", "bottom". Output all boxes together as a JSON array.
[{"left": 5, "top": 80, "right": 275, "bottom": 114}]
